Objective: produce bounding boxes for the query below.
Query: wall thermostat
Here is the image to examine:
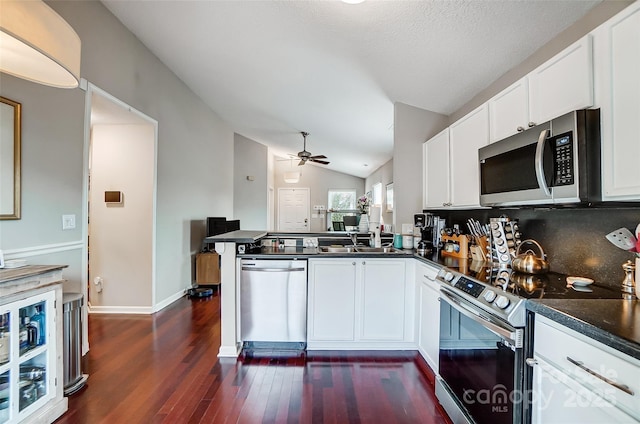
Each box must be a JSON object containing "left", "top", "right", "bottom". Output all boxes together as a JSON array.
[{"left": 104, "top": 191, "right": 123, "bottom": 203}]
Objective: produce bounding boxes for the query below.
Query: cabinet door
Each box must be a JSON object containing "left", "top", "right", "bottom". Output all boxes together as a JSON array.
[
  {"left": 360, "top": 259, "right": 406, "bottom": 341},
  {"left": 423, "top": 128, "right": 450, "bottom": 209},
  {"left": 529, "top": 35, "right": 594, "bottom": 125},
  {"left": 597, "top": 2, "right": 640, "bottom": 201},
  {"left": 489, "top": 78, "right": 530, "bottom": 143},
  {"left": 530, "top": 357, "right": 638, "bottom": 424},
  {"left": 419, "top": 279, "right": 440, "bottom": 373},
  {"left": 449, "top": 104, "right": 489, "bottom": 208},
  {"left": 307, "top": 260, "right": 357, "bottom": 341}
]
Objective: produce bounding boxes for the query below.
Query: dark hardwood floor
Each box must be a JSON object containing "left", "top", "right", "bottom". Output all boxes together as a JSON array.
[{"left": 55, "top": 291, "right": 452, "bottom": 423}]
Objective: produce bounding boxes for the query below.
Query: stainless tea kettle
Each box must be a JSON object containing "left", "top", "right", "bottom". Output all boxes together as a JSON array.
[{"left": 511, "top": 239, "right": 549, "bottom": 274}]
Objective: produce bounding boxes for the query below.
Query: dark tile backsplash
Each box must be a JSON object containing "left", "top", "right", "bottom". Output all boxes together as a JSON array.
[{"left": 430, "top": 206, "right": 640, "bottom": 288}]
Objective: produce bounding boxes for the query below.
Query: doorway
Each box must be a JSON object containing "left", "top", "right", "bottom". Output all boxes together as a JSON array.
[
  {"left": 277, "top": 188, "right": 310, "bottom": 231},
  {"left": 83, "top": 84, "right": 157, "bottom": 327}
]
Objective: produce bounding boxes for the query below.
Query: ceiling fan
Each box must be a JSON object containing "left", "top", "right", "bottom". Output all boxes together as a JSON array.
[{"left": 296, "top": 131, "right": 329, "bottom": 166}]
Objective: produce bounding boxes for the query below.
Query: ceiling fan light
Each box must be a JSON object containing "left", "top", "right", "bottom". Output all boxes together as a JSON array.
[
  {"left": 341, "top": 0, "right": 365, "bottom": 4},
  {"left": 0, "top": 0, "right": 81, "bottom": 88},
  {"left": 284, "top": 172, "right": 300, "bottom": 184}
]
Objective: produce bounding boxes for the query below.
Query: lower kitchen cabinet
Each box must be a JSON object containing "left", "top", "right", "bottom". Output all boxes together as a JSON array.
[
  {"left": 307, "top": 259, "right": 357, "bottom": 341},
  {"left": 307, "top": 258, "right": 413, "bottom": 349},
  {"left": 529, "top": 315, "right": 640, "bottom": 423},
  {"left": 417, "top": 262, "right": 441, "bottom": 373}
]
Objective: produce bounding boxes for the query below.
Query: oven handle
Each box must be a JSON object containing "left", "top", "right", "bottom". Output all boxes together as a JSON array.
[{"left": 440, "top": 290, "right": 523, "bottom": 348}]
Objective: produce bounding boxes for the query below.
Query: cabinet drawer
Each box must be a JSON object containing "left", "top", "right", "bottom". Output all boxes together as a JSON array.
[{"left": 534, "top": 315, "right": 640, "bottom": 419}]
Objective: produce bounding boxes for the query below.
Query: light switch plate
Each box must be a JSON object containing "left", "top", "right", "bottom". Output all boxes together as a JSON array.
[{"left": 62, "top": 214, "right": 76, "bottom": 230}]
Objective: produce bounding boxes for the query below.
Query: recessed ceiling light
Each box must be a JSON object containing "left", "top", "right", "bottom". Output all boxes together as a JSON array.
[
  {"left": 342, "top": 0, "right": 365, "bottom": 4},
  {"left": 363, "top": 164, "right": 369, "bottom": 167}
]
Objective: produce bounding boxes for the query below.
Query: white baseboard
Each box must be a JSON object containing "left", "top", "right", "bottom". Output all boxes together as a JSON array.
[
  {"left": 87, "top": 289, "right": 187, "bottom": 315},
  {"left": 218, "top": 344, "right": 241, "bottom": 358},
  {"left": 88, "top": 304, "right": 153, "bottom": 314},
  {"left": 153, "top": 289, "right": 187, "bottom": 313}
]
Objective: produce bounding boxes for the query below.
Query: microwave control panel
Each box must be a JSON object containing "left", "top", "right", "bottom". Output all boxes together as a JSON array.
[{"left": 553, "top": 132, "right": 574, "bottom": 186}]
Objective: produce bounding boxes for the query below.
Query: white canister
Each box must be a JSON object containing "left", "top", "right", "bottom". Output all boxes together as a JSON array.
[{"left": 402, "top": 235, "right": 413, "bottom": 249}]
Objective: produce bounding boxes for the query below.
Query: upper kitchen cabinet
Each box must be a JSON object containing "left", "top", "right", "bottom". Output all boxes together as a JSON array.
[
  {"left": 528, "top": 35, "right": 594, "bottom": 125},
  {"left": 489, "top": 36, "right": 594, "bottom": 143},
  {"left": 489, "top": 78, "right": 530, "bottom": 143},
  {"left": 424, "top": 105, "right": 489, "bottom": 209},
  {"left": 423, "top": 128, "right": 450, "bottom": 209},
  {"left": 592, "top": 1, "right": 640, "bottom": 201},
  {"left": 449, "top": 104, "right": 489, "bottom": 208}
]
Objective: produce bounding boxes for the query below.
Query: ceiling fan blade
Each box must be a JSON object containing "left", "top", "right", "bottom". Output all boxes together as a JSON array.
[
  {"left": 298, "top": 160, "right": 306, "bottom": 166},
  {"left": 310, "top": 158, "right": 330, "bottom": 165},
  {"left": 309, "top": 154, "right": 327, "bottom": 160}
]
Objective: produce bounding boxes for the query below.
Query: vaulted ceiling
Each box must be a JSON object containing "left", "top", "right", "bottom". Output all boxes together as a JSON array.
[{"left": 102, "top": 0, "right": 600, "bottom": 178}]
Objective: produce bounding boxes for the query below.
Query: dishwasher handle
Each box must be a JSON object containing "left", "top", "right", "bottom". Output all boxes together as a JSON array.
[{"left": 241, "top": 266, "right": 306, "bottom": 272}]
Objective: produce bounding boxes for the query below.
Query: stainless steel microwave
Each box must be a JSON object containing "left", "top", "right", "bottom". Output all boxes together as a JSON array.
[{"left": 479, "top": 109, "right": 601, "bottom": 207}]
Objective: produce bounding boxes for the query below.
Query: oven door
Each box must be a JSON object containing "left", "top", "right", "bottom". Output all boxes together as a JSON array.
[{"left": 437, "top": 288, "right": 524, "bottom": 424}]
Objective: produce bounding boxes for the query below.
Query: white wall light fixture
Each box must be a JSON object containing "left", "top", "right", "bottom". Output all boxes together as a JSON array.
[
  {"left": 284, "top": 172, "right": 300, "bottom": 184},
  {"left": 0, "top": 0, "right": 81, "bottom": 88}
]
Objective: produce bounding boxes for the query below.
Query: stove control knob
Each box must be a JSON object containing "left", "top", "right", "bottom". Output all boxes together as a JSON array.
[
  {"left": 444, "top": 272, "right": 455, "bottom": 282},
  {"left": 483, "top": 290, "right": 497, "bottom": 303},
  {"left": 495, "top": 295, "right": 510, "bottom": 309}
]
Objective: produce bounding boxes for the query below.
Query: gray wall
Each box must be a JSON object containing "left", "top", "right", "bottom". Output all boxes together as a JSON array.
[
  {"left": 234, "top": 133, "right": 268, "bottom": 230},
  {"left": 274, "top": 159, "right": 365, "bottom": 233},
  {"left": 393, "top": 103, "right": 448, "bottom": 230},
  {"left": 0, "top": 1, "right": 234, "bottom": 306},
  {"left": 449, "top": 0, "right": 633, "bottom": 124},
  {"left": 365, "top": 159, "right": 394, "bottom": 230}
]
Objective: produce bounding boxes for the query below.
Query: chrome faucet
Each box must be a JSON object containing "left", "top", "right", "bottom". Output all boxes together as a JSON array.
[{"left": 348, "top": 232, "right": 359, "bottom": 247}]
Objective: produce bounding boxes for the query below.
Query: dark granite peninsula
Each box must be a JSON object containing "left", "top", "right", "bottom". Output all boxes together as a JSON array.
[{"left": 528, "top": 298, "right": 640, "bottom": 360}]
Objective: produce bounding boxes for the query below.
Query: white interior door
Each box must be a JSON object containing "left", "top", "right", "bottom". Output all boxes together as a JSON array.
[{"left": 277, "top": 188, "right": 310, "bottom": 231}]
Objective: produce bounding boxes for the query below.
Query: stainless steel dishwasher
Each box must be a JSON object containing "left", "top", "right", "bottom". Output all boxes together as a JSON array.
[{"left": 240, "top": 259, "right": 307, "bottom": 349}]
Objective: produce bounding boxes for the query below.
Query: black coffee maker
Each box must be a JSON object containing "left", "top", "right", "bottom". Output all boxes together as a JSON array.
[{"left": 414, "top": 214, "right": 435, "bottom": 254}]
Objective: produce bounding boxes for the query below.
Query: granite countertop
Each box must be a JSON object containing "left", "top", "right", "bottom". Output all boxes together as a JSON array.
[
  {"left": 238, "top": 246, "right": 416, "bottom": 259},
  {"left": 527, "top": 299, "right": 640, "bottom": 361},
  {"left": 204, "top": 230, "right": 267, "bottom": 243}
]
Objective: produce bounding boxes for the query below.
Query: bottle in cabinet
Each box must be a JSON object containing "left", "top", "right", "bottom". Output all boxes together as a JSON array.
[
  {"left": 0, "top": 314, "right": 9, "bottom": 365},
  {"left": 30, "top": 304, "right": 45, "bottom": 346}
]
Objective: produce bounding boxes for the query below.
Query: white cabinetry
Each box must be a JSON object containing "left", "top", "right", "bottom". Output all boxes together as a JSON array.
[
  {"left": 423, "top": 104, "right": 488, "bottom": 209},
  {"left": 307, "top": 258, "right": 413, "bottom": 349},
  {"left": 529, "top": 315, "right": 640, "bottom": 423},
  {"left": 593, "top": 1, "right": 640, "bottom": 201},
  {"left": 417, "top": 262, "right": 440, "bottom": 373},
  {"left": 488, "top": 36, "right": 593, "bottom": 143},
  {"left": 423, "top": 129, "right": 450, "bottom": 209},
  {"left": 528, "top": 35, "right": 594, "bottom": 125},
  {"left": 489, "top": 78, "right": 530, "bottom": 143},
  {"left": 307, "top": 259, "right": 357, "bottom": 341},
  {"left": 0, "top": 266, "right": 66, "bottom": 424}
]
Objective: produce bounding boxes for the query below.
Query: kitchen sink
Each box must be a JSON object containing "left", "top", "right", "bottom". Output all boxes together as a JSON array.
[{"left": 319, "top": 246, "right": 403, "bottom": 254}]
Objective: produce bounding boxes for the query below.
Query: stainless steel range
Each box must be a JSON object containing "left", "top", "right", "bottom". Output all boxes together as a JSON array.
[
  {"left": 436, "top": 266, "right": 527, "bottom": 424},
  {"left": 434, "top": 261, "right": 621, "bottom": 424}
]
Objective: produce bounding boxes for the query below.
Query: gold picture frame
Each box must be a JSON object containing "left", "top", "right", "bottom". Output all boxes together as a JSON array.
[{"left": 0, "top": 96, "right": 21, "bottom": 220}]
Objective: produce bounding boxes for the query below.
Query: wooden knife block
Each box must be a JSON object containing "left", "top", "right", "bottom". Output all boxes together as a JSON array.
[
  {"left": 441, "top": 234, "right": 470, "bottom": 259},
  {"left": 196, "top": 252, "right": 220, "bottom": 285}
]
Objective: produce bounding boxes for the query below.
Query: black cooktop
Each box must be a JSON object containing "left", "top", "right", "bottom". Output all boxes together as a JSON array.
[{"left": 439, "top": 256, "right": 622, "bottom": 300}]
